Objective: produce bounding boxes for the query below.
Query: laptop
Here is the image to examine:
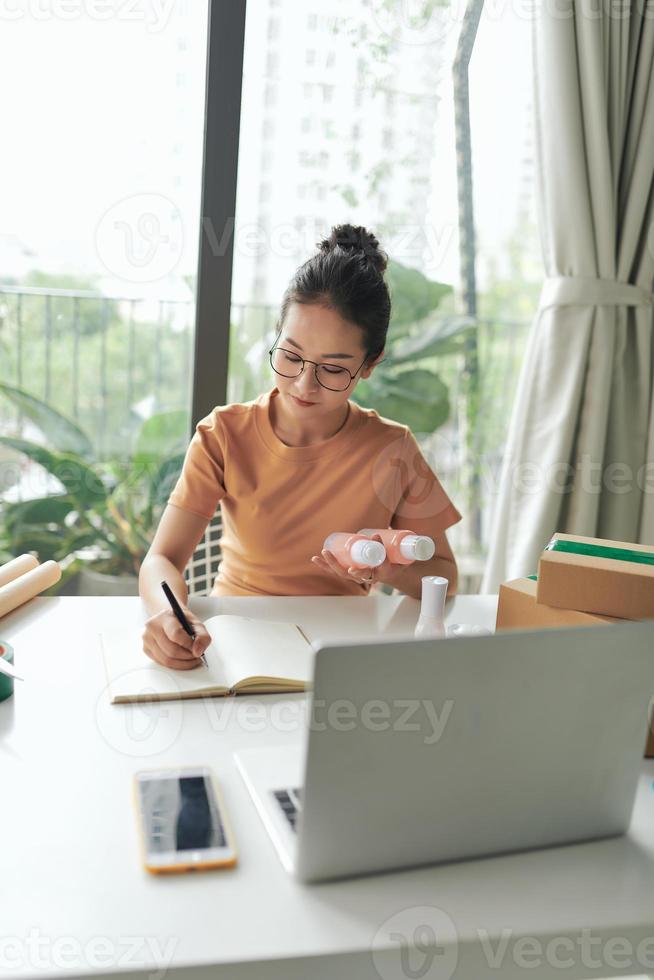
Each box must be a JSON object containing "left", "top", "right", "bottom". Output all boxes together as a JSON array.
[{"left": 235, "top": 621, "right": 654, "bottom": 883}]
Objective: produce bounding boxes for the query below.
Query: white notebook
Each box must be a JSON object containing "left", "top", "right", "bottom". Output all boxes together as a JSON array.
[{"left": 99, "top": 614, "right": 314, "bottom": 704}]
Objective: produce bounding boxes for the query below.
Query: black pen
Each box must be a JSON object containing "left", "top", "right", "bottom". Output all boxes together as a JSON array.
[{"left": 160, "top": 580, "right": 208, "bottom": 668}]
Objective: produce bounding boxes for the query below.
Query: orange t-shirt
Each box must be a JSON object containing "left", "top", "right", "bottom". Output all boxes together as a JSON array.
[{"left": 167, "top": 386, "right": 462, "bottom": 597}]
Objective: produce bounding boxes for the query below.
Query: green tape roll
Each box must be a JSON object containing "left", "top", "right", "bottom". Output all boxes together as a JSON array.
[
  {"left": 0, "top": 640, "right": 14, "bottom": 703},
  {"left": 545, "top": 538, "right": 654, "bottom": 567}
]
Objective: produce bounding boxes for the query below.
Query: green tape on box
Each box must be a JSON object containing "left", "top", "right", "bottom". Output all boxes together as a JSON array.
[
  {"left": 0, "top": 640, "right": 14, "bottom": 702},
  {"left": 545, "top": 538, "right": 654, "bottom": 566}
]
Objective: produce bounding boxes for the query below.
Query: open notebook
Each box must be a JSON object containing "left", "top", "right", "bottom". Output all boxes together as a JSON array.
[{"left": 99, "top": 614, "right": 315, "bottom": 704}]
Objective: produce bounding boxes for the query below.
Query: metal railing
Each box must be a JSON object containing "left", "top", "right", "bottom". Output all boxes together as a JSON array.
[
  {"left": 0, "top": 285, "right": 195, "bottom": 453},
  {"left": 0, "top": 284, "right": 532, "bottom": 571}
]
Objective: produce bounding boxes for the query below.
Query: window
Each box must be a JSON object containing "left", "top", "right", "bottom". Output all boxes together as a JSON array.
[
  {"left": 266, "top": 50, "right": 279, "bottom": 76},
  {"left": 347, "top": 148, "right": 361, "bottom": 171},
  {"left": 0, "top": 3, "right": 209, "bottom": 582},
  {"left": 298, "top": 150, "right": 329, "bottom": 169},
  {"left": 229, "top": 0, "right": 541, "bottom": 576}
]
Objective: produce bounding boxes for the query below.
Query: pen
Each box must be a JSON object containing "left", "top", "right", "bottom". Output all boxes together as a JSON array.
[{"left": 160, "top": 580, "right": 208, "bottom": 668}]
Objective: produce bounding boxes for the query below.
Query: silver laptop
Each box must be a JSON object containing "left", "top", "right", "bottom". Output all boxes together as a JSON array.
[{"left": 235, "top": 621, "right": 654, "bottom": 883}]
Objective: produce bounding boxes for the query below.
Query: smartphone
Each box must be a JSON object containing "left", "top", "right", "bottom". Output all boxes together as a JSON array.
[{"left": 133, "top": 766, "right": 237, "bottom": 874}]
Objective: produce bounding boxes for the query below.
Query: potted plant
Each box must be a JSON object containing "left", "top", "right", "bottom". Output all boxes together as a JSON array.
[
  {"left": 350, "top": 261, "right": 475, "bottom": 433},
  {"left": 0, "top": 383, "right": 188, "bottom": 595}
]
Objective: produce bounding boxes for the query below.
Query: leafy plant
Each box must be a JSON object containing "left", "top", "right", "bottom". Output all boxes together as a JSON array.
[
  {"left": 351, "top": 260, "right": 475, "bottom": 433},
  {"left": 0, "top": 382, "right": 188, "bottom": 592}
]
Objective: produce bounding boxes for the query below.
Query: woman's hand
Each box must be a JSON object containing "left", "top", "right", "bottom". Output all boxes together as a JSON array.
[
  {"left": 311, "top": 548, "right": 394, "bottom": 590},
  {"left": 141, "top": 606, "right": 212, "bottom": 670}
]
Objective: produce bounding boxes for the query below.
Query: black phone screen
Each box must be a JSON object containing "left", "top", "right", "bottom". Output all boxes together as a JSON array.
[{"left": 138, "top": 774, "right": 226, "bottom": 853}]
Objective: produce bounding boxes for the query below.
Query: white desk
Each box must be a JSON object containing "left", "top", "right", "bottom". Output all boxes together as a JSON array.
[{"left": 1, "top": 593, "right": 654, "bottom": 980}]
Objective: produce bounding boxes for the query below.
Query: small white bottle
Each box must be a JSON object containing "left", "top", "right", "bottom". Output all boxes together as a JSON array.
[
  {"left": 414, "top": 575, "right": 448, "bottom": 639},
  {"left": 358, "top": 528, "right": 435, "bottom": 564},
  {"left": 322, "top": 532, "right": 386, "bottom": 569},
  {"left": 396, "top": 535, "right": 436, "bottom": 562}
]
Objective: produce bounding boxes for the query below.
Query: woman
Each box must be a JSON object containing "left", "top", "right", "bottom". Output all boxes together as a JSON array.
[{"left": 139, "top": 225, "right": 461, "bottom": 669}]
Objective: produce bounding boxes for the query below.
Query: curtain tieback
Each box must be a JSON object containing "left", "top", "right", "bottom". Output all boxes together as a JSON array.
[{"left": 540, "top": 275, "right": 654, "bottom": 310}]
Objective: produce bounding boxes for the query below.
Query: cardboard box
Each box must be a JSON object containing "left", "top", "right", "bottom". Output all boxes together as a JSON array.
[
  {"left": 496, "top": 577, "right": 621, "bottom": 631},
  {"left": 496, "top": 578, "right": 654, "bottom": 758},
  {"left": 646, "top": 722, "right": 654, "bottom": 759},
  {"left": 536, "top": 532, "right": 654, "bottom": 621}
]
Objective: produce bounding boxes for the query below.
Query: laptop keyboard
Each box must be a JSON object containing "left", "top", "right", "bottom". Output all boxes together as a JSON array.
[{"left": 273, "top": 787, "right": 302, "bottom": 832}]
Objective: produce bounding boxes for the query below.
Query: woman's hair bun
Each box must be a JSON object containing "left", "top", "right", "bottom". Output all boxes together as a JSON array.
[
  {"left": 318, "top": 224, "right": 388, "bottom": 275},
  {"left": 280, "top": 223, "right": 392, "bottom": 355}
]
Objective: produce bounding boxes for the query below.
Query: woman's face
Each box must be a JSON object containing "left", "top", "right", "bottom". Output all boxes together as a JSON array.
[{"left": 273, "top": 302, "right": 381, "bottom": 416}]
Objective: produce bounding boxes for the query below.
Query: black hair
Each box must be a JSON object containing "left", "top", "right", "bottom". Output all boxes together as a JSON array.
[{"left": 277, "top": 224, "right": 391, "bottom": 362}]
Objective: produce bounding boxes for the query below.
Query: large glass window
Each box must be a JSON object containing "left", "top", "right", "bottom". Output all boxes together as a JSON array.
[
  {"left": 0, "top": 1, "right": 541, "bottom": 591},
  {"left": 229, "top": 0, "right": 464, "bottom": 427},
  {"left": 228, "top": 0, "right": 541, "bottom": 582},
  {"left": 469, "top": 5, "right": 542, "bottom": 567},
  {"left": 0, "top": 3, "right": 208, "bottom": 584}
]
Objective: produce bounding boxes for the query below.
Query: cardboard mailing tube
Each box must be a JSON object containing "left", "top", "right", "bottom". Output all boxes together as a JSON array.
[
  {"left": 0, "top": 553, "right": 39, "bottom": 589},
  {"left": 0, "top": 560, "right": 62, "bottom": 619}
]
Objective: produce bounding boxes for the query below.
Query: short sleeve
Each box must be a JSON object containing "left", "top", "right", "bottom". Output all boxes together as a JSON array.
[
  {"left": 390, "top": 429, "right": 462, "bottom": 537},
  {"left": 167, "top": 410, "right": 226, "bottom": 521}
]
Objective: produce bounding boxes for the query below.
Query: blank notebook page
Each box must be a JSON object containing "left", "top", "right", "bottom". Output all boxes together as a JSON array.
[{"left": 99, "top": 615, "right": 314, "bottom": 701}]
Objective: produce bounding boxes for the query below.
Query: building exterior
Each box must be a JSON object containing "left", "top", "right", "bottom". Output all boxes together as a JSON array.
[{"left": 232, "top": 0, "right": 452, "bottom": 308}]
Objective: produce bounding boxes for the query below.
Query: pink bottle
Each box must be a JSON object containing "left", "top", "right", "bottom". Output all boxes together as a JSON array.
[
  {"left": 358, "top": 527, "right": 435, "bottom": 565},
  {"left": 323, "top": 532, "right": 386, "bottom": 570}
]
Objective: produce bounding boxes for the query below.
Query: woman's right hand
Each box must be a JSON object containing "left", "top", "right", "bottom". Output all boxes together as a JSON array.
[{"left": 141, "top": 607, "right": 212, "bottom": 670}]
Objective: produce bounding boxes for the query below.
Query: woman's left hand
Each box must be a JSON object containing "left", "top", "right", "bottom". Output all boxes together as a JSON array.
[{"left": 311, "top": 548, "right": 394, "bottom": 589}]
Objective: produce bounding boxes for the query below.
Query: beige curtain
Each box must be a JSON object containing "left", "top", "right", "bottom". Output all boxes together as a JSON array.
[{"left": 482, "top": 0, "right": 654, "bottom": 592}]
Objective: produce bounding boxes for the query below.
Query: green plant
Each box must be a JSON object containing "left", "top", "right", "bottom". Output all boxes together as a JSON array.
[
  {"left": 351, "top": 260, "right": 475, "bottom": 433},
  {"left": 0, "top": 382, "right": 188, "bottom": 592}
]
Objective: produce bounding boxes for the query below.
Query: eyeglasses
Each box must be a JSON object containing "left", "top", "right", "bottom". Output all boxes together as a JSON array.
[{"left": 268, "top": 344, "right": 369, "bottom": 392}]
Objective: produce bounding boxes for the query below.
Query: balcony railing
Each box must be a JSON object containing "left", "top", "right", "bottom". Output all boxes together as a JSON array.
[{"left": 0, "top": 284, "right": 532, "bottom": 578}]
